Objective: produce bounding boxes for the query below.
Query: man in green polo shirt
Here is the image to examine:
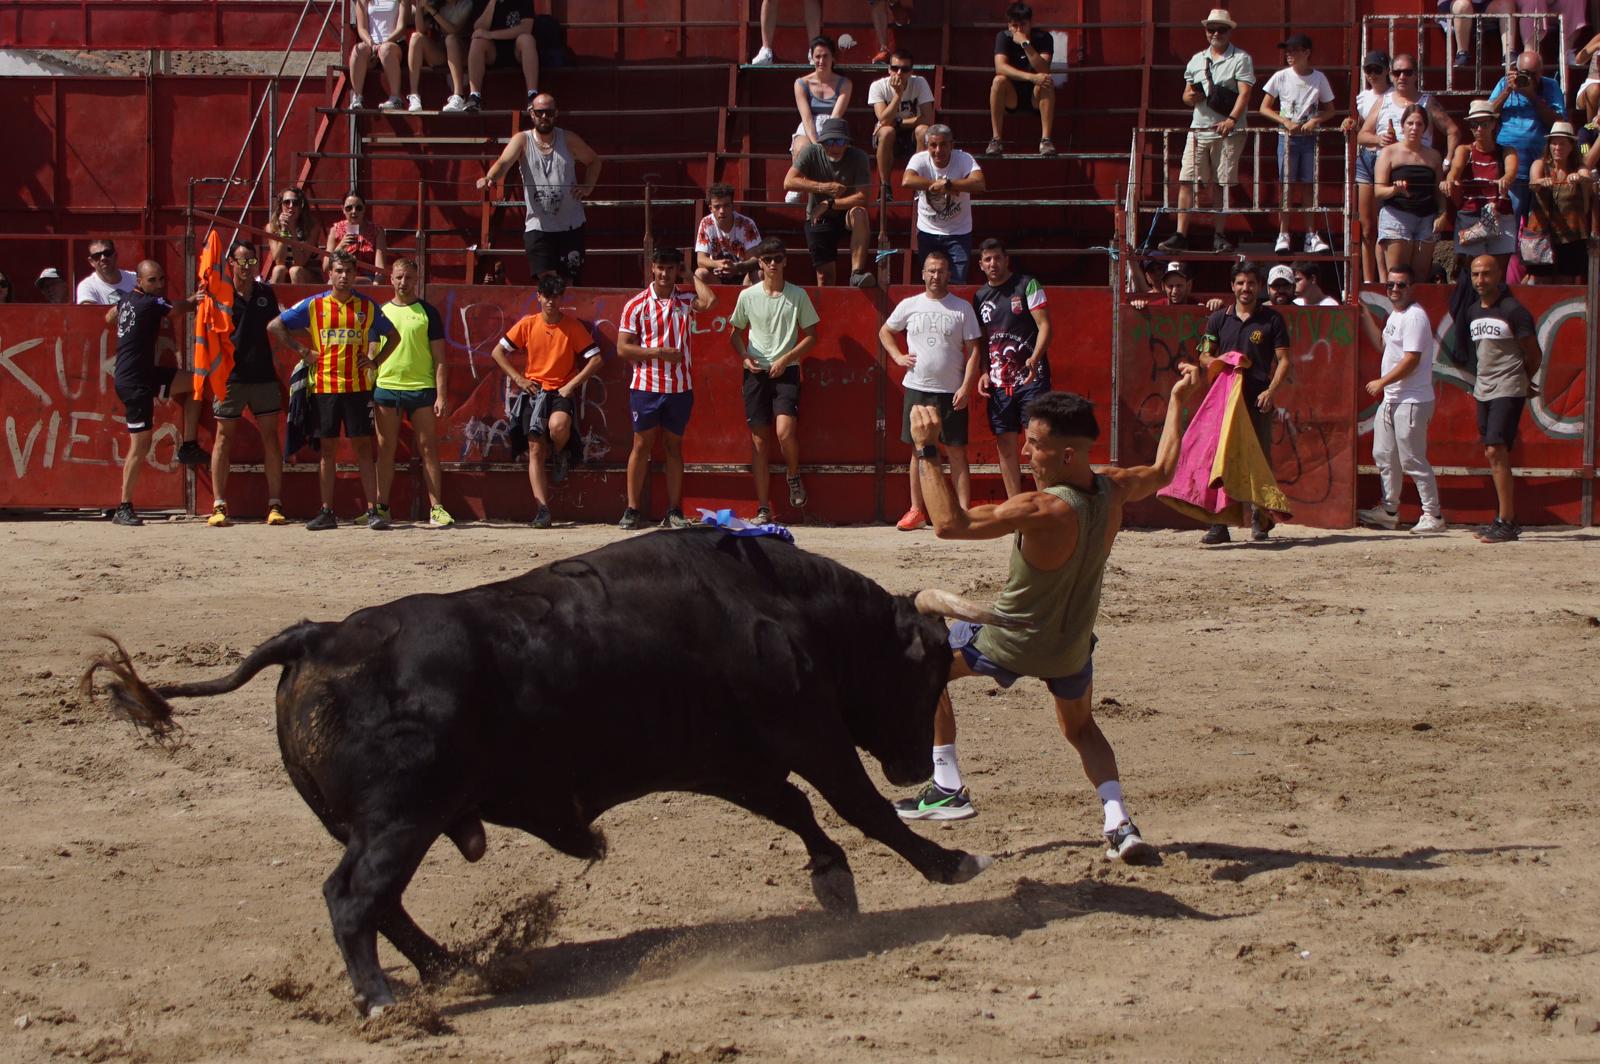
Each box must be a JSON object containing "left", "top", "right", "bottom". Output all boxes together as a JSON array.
[
  {"left": 728, "top": 237, "right": 819, "bottom": 525},
  {"left": 373, "top": 258, "right": 454, "bottom": 528}
]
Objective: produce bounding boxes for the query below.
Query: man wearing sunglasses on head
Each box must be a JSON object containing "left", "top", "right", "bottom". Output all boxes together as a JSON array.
[
  {"left": 783, "top": 115, "right": 877, "bottom": 288},
  {"left": 76, "top": 239, "right": 138, "bottom": 305},
  {"left": 1357, "top": 264, "right": 1444, "bottom": 534},
  {"left": 478, "top": 93, "right": 601, "bottom": 286}
]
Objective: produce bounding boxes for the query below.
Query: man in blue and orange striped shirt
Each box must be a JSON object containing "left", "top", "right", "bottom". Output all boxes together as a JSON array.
[{"left": 269, "top": 250, "right": 396, "bottom": 530}]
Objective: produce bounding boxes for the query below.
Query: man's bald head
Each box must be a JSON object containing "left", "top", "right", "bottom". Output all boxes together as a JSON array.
[
  {"left": 136, "top": 260, "right": 163, "bottom": 281},
  {"left": 531, "top": 92, "right": 557, "bottom": 112},
  {"left": 1471, "top": 254, "right": 1501, "bottom": 279},
  {"left": 134, "top": 259, "right": 168, "bottom": 296},
  {"left": 1517, "top": 50, "right": 1542, "bottom": 74},
  {"left": 1470, "top": 253, "right": 1504, "bottom": 298}
]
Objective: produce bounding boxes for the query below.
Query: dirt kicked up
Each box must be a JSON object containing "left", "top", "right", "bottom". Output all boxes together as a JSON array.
[{"left": 2, "top": 517, "right": 1597, "bottom": 1062}]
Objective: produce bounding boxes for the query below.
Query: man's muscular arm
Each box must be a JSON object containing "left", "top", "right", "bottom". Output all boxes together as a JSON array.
[
  {"left": 911, "top": 406, "right": 1071, "bottom": 541},
  {"left": 1100, "top": 363, "right": 1201, "bottom": 502}
]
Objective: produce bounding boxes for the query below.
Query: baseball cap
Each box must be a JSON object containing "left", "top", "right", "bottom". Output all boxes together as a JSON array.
[
  {"left": 1362, "top": 50, "right": 1390, "bottom": 71},
  {"left": 1278, "top": 33, "right": 1313, "bottom": 51},
  {"left": 1164, "top": 261, "right": 1189, "bottom": 278},
  {"left": 1267, "top": 264, "right": 1295, "bottom": 286},
  {"left": 36, "top": 267, "right": 63, "bottom": 284},
  {"left": 815, "top": 116, "right": 850, "bottom": 143}
]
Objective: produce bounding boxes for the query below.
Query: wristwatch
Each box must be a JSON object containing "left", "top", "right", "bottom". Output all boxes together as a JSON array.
[{"left": 915, "top": 444, "right": 938, "bottom": 460}]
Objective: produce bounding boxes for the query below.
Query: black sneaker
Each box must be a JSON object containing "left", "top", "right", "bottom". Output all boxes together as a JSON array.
[
  {"left": 531, "top": 505, "right": 552, "bottom": 529},
  {"left": 662, "top": 508, "right": 692, "bottom": 529},
  {"left": 893, "top": 781, "right": 977, "bottom": 821},
  {"left": 787, "top": 473, "right": 807, "bottom": 508},
  {"left": 752, "top": 506, "right": 773, "bottom": 526},
  {"left": 464, "top": 93, "right": 481, "bottom": 113},
  {"left": 1476, "top": 517, "right": 1520, "bottom": 543},
  {"left": 1157, "top": 233, "right": 1189, "bottom": 253},
  {"left": 364, "top": 505, "right": 392, "bottom": 530},
  {"left": 1104, "top": 819, "right": 1155, "bottom": 863},
  {"left": 176, "top": 440, "right": 209, "bottom": 467},
  {"left": 1200, "top": 524, "right": 1230, "bottom": 545},
  {"left": 306, "top": 507, "right": 338, "bottom": 531},
  {"left": 618, "top": 507, "right": 643, "bottom": 531},
  {"left": 1211, "top": 233, "right": 1235, "bottom": 254},
  {"left": 111, "top": 503, "right": 143, "bottom": 527}
]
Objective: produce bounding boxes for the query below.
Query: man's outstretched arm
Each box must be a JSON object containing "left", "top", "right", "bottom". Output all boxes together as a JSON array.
[{"left": 1102, "top": 362, "right": 1201, "bottom": 502}]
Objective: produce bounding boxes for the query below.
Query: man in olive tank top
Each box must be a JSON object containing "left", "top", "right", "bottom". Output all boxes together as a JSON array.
[{"left": 892, "top": 364, "right": 1202, "bottom": 863}]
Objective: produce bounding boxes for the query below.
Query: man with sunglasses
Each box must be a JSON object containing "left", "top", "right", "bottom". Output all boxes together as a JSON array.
[
  {"left": 206, "top": 240, "right": 289, "bottom": 528},
  {"left": 783, "top": 115, "right": 876, "bottom": 288},
  {"left": 869, "top": 48, "right": 935, "bottom": 192},
  {"left": 1161, "top": 9, "right": 1255, "bottom": 254},
  {"left": 1357, "top": 264, "right": 1444, "bottom": 533},
  {"left": 1357, "top": 54, "right": 1460, "bottom": 181},
  {"left": 478, "top": 93, "right": 601, "bottom": 286},
  {"left": 76, "top": 239, "right": 138, "bottom": 305},
  {"left": 729, "top": 238, "right": 819, "bottom": 525}
]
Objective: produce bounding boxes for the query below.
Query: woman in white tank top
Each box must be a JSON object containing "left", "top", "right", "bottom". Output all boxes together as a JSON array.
[{"left": 349, "top": 0, "right": 408, "bottom": 110}]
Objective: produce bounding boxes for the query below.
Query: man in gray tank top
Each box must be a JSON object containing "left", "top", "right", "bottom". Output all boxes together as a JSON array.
[
  {"left": 477, "top": 93, "right": 603, "bottom": 284},
  {"left": 892, "top": 364, "right": 1202, "bottom": 863}
]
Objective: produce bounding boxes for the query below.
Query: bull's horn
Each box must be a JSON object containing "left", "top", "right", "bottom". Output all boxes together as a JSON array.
[{"left": 914, "top": 589, "right": 1035, "bottom": 629}]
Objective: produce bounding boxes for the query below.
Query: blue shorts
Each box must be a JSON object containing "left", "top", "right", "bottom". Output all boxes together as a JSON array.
[
  {"left": 986, "top": 374, "right": 1052, "bottom": 437},
  {"left": 1355, "top": 146, "right": 1377, "bottom": 185},
  {"left": 949, "top": 620, "right": 1095, "bottom": 700},
  {"left": 1278, "top": 134, "right": 1316, "bottom": 184},
  {"left": 629, "top": 388, "right": 694, "bottom": 435},
  {"left": 914, "top": 230, "right": 972, "bottom": 284},
  {"left": 373, "top": 387, "right": 437, "bottom": 412}
]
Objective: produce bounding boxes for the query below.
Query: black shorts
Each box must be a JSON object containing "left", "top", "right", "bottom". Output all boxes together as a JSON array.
[
  {"left": 494, "top": 37, "right": 527, "bottom": 67},
  {"left": 901, "top": 387, "right": 969, "bottom": 447},
  {"left": 742, "top": 365, "right": 801, "bottom": 426},
  {"left": 1477, "top": 395, "right": 1525, "bottom": 448},
  {"left": 523, "top": 227, "right": 586, "bottom": 283},
  {"left": 986, "top": 373, "right": 1052, "bottom": 437},
  {"left": 116, "top": 365, "right": 178, "bottom": 434},
  {"left": 518, "top": 390, "right": 576, "bottom": 439},
  {"left": 1005, "top": 76, "right": 1042, "bottom": 113},
  {"left": 311, "top": 392, "right": 375, "bottom": 439},
  {"left": 804, "top": 211, "right": 850, "bottom": 268},
  {"left": 872, "top": 124, "right": 917, "bottom": 159}
]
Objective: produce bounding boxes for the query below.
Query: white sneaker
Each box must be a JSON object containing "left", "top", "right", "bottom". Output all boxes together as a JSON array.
[
  {"left": 441, "top": 94, "right": 467, "bottom": 113},
  {"left": 784, "top": 189, "right": 804, "bottom": 205},
  {"left": 1274, "top": 232, "right": 1291, "bottom": 254},
  {"left": 1357, "top": 506, "right": 1399, "bottom": 530},
  {"left": 407, "top": 94, "right": 423, "bottom": 113},
  {"left": 349, "top": 93, "right": 364, "bottom": 109},
  {"left": 751, "top": 46, "right": 775, "bottom": 65},
  {"left": 1411, "top": 513, "right": 1448, "bottom": 534},
  {"left": 1305, "top": 232, "right": 1331, "bottom": 254}
]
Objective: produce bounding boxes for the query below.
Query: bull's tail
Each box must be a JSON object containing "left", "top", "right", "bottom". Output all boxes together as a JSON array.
[{"left": 80, "top": 622, "right": 330, "bottom": 744}]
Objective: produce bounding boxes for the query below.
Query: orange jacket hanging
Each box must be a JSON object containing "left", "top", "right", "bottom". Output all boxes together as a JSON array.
[{"left": 192, "top": 229, "right": 235, "bottom": 397}]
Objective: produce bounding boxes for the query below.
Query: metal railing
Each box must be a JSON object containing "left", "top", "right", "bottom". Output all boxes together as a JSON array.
[
  {"left": 1124, "top": 126, "right": 1354, "bottom": 271},
  {"left": 1363, "top": 12, "right": 1569, "bottom": 98}
]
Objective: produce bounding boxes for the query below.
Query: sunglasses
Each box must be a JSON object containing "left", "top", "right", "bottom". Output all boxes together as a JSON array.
[
  {"left": 1386, "top": 281, "right": 1410, "bottom": 289},
  {"left": 1206, "top": 26, "right": 1231, "bottom": 34},
  {"left": 89, "top": 249, "right": 116, "bottom": 260},
  {"left": 281, "top": 197, "right": 302, "bottom": 206},
  {"left": 1363, "top": 64, "right": 1387, "bottom": 73},
  {"left": 760, "top": 255, "right": 786, "bottom": 264},
  {"left": 233, "top": 257, "right": 260, "bottom": 267},
  {"left": 344, "top": 203, "right": 364, "bottom": 212},
  {"left": 530, "top": 108, "right": 556, "bottom": 117},
  {"left": 889, "top": 64, "right": 911, "bottom": 72},
  {"left": 821, "top": 137, "right": 847, "bottom": 146},
  {"left": 1392, "top": 68, "right": 1415, "bottom": 76}
]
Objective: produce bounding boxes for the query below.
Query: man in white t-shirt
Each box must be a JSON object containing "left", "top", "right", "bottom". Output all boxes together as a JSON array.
[
  {"left": 1291, "top": 261, "right": 1339, "bottom": 305},
  {"left": 1356, "top": 263, "right": 1444, "bottom": 533},
  {"left": 1260, "top": 33, "right": 1336, "bottom": 254},
  {"left": 869, "top": 49, "right": 936, "bottom": 192},
  {"left": 901, "top": 125, "right": 986, "bottom": 283},
  {"left": 878, "top": 249, "right": 982, "bottom": 531},
  {"left": 75, "top": 239, "right": 138, "bottom": 305}
]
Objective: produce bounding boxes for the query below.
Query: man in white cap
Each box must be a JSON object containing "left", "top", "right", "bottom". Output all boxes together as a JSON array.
[
  {"left": 1128, "top": 261, "right": 1225, "bottom": 311},
  {"left": 35, "top": 268, "right": 68, "bottom": 304},
  {"left": 1266, "top": 263, "right": 1296, "bottom": 305},
  {"left": 1161, "top": 9, "right": 1254, "bottom": 255}
]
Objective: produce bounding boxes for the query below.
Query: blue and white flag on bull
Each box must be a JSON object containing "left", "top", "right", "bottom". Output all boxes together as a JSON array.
[{"left": 697, "top": 508, "right": 796, "bottom": 545}]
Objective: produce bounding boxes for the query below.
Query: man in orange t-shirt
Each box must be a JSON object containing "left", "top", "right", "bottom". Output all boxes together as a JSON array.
[{"left": 491, "top": 274, "right": 605, "bottom": 527}]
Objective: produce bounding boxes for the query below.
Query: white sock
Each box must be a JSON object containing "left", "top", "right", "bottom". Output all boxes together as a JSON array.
[
  {"left": 931, "top": 744, "right": 962, "bottom": 791},
  {"left": 1097, "top": 780, "right": 1128, "bottom": 832}
]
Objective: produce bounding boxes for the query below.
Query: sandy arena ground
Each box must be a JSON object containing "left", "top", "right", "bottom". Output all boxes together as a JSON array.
[{"left": 2, "top": 516, "right": 1598, "bottom": 1063}]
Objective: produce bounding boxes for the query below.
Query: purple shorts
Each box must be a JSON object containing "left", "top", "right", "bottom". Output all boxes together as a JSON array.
[{"left": 948, "top": 620, "right": 1095, "bottom": 700}]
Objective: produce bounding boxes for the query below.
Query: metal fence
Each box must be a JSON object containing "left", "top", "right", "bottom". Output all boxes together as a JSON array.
[{"left": 1362, "top": 12, "right": 1570, "bottom": 98}]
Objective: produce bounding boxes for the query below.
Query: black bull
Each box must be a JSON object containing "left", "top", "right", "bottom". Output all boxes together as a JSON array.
[{"left": 84, "top": 528, "right": 1014, "bottom": 1016}]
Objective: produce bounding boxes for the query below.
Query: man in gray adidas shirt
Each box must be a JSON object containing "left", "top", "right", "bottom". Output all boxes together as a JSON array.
[{"left": 1462, "top": 255, "right": 1541, "bottom": 543}]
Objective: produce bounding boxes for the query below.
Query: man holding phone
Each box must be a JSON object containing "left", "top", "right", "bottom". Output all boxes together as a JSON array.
[
  {"left": 1161, "top": 9, "right": 1255, "bottom": 254},
  {"left": 1487, "top": 50, "right": 1564, "bottom": 220}
]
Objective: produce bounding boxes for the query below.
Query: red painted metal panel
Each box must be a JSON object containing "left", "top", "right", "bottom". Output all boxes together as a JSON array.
[
  {"left": 0, "top": 307, "right": 185, "bottom": 510},
  {"left": 1117, "top": 304, "right": 1359, "bottom": 529},
  {"left": 1, "top": 1, "right": 340, "bottom": 51}
]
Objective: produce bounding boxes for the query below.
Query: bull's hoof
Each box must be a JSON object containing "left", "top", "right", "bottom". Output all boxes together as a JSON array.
[
  {"left": 366, "top": 1003, "right": 389, "bottom": 1020},
  {"left": 946, "top": 852, "right": 994, "bottom": 884},
  {"left": 810, "top": 865, "right": 860, "bottom": 914}
]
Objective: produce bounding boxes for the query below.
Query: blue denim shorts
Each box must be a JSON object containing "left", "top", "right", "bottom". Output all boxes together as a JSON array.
[
  {"left": 949, "top": 620, "right": 1095, "bottom": 700},
  {"left": 1355, "top": 147, "right": 1378, "bottom": 185},
  {"left": 1278, "top": 134, "right": 1317, "bottom": 184}
]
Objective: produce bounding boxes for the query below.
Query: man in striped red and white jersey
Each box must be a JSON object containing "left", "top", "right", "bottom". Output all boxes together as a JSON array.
[
  {"left": 270, "top": 251, "right": 397, "bottom": 531},
  {"left": 616, "top": 245, "right": 716, "bottom": 530}
]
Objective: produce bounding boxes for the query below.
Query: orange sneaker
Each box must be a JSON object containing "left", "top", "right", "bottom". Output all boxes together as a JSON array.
[{"left": 896, "top": 507, "right": 928, "bottom": 531}]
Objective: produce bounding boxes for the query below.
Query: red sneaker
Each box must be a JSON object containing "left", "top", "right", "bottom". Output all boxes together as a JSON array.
[
  {"left": 871, "top": 48, "right": 891, "bottom": 64},
  {"left": 895, "top": 507, "right": 928, "bottom": 531}
]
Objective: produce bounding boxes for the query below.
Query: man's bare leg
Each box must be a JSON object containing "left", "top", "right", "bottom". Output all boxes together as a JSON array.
[{"left": 996, "top": 431, "right": 1024, "bottom": 497}]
